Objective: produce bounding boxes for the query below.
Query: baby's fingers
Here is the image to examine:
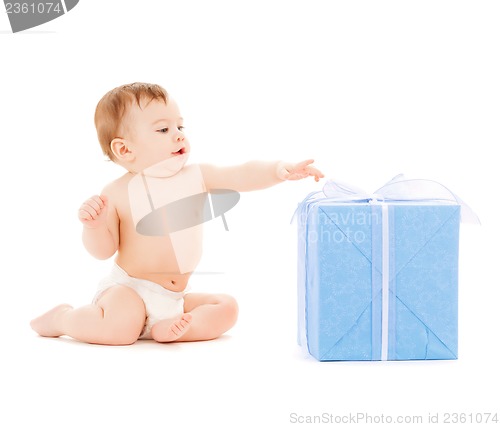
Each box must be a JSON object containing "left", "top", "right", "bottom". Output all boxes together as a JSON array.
[
  {"left": 79, "top": 205, "right": 99, "bottom": 221},
  {"left": 307, "top": 166, "right": 325, "bottom": 182},
  {"left": 293, "top": 159, "right": 315, "bottom": 171},
  {"left": 88, "top": 195, "right": 106, "bottom": 210},
  {"left": 78, "top": 209, "right": 94, "bottom": 222},
  {"left": 79, "top": 195, "right": 107, "bottom": 220}
]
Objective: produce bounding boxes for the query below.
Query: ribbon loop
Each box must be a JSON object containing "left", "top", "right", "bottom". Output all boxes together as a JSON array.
[{"left": 321, "top": 174, "right": 479, "bottom": 224}]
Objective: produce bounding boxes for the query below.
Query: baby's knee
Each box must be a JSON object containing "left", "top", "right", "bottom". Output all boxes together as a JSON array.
[
  {"left": 96, "top": 285, "right": 146, "bottom": 345},
  {"left": 107, "top": 327, "right": 141, "bottom": 346},
  {"left": 216, "top": 294, "right": 239, "bottom": 326}
]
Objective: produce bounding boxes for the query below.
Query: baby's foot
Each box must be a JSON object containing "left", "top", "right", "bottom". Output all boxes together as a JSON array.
[
  {"left": 30, "top": 304, "right": 72, "bottom": 337},
  {"left": 151, "top": 313, "right": 193, "bottom": 343}
]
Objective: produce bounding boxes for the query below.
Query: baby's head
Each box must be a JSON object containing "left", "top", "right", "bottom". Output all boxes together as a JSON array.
[{"left": 95, "top": 82, "right": 189, "bottom": 173}]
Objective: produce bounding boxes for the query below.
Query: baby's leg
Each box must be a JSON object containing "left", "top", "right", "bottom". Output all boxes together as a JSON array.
[
  {"left": 151, "top": 293, "right": 238, "bottom": 343},
  {"left": 30, "top": 285, "right": 146, "bottom": 345}
]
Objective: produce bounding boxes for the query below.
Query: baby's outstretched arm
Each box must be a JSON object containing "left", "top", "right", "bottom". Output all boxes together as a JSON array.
[
  {"left": 78, "top": 193, "right": 119, "bottom": 259},
  {"left": 200, "top": 159, "right": 323, "bottom": 192}
]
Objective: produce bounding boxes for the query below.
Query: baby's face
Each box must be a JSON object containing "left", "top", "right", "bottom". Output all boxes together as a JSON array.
[{"left": 123, "top": 98, "right": 190, "bottom": 171}]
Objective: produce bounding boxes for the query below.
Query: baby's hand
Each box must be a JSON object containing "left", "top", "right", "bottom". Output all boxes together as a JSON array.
[
  {"left": 78, "top": 195, "right": 108, "bottom": 228},
  {"left": 277, "top": 159, "right": 325, "bottom": 182}
]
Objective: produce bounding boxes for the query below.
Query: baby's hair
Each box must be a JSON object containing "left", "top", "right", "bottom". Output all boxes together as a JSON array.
[{"left": 94, "top": 82, "right": 169, "bottom": 161}]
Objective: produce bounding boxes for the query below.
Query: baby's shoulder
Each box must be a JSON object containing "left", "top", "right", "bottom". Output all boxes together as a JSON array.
[{"left": 101, "top": 173, "right": 133, "bottom": 202}]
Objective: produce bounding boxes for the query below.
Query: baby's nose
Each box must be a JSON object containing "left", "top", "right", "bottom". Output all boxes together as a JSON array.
[{"left": 175, "top": 130, "right": 185, "bottom": 141}]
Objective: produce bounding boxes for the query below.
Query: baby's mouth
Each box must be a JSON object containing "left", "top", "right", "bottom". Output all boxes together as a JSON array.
[{"left": 172, "top": 147, "right": 186, "bottom": 156}]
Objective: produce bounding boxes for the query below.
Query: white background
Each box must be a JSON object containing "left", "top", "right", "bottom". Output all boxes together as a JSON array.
[{"left": 1, "top": 1, "right": 499, "bottom": 426}]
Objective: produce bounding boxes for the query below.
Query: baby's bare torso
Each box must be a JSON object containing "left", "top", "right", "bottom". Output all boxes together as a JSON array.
[{"left": 105, "top": 165, "right": 206, "bottom": 292}]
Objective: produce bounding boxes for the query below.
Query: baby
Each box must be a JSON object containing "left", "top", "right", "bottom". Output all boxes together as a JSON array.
[{"left": 30, "top": 82, "right": 324, "bottom": 345}]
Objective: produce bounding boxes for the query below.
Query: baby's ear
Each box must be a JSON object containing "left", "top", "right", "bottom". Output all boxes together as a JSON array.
[{"left": 110, "top": 138, "right": 134, "bottom": 161}]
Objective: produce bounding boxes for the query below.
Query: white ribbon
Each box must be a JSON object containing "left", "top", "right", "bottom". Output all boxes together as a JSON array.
[{"left": 380, "top": 203, "right": 390, "bottom": 361}]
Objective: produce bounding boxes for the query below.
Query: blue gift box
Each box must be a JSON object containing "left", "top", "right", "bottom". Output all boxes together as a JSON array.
[{"left": 297, "top": 177, "right": 476, "bottom": 361}]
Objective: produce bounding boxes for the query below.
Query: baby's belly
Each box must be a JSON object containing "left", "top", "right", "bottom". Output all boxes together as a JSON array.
[
  {"left": 116, "top": 229, "right": 202, "bottom": 292},
  {"left": 117, "top": 261, "right": 193, "bottom": 292}
]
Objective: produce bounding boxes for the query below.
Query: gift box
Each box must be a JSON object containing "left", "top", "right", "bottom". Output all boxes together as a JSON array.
[{"left": 297, "top": 176, "right": 478, "bottom": 361}]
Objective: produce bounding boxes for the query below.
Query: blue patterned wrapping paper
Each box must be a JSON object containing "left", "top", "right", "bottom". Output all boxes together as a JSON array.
[{"left": 297, "top": 199, "right": 461, "bottom": 361}]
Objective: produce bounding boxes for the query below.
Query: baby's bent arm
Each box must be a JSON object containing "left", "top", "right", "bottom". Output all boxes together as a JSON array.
[
  {"left": 199, "top": 161, "right": 284, "bottom": 192},
  {"left": 81, "top": 190, "right": 119, "bottom": 260},
  {"left": 82, "top": 224, "right": 118, "bottom": 260}
]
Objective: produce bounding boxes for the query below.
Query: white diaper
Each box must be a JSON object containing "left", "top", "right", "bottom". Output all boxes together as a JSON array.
[{"left": 93, "top": 264, "right": 186, "bottom": 339}]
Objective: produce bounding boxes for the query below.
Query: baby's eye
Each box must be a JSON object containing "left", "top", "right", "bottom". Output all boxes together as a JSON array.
[
  {"left": 157, "top": 128, "right": 169, "bottom": 133},
  {"left": 178, "top": 126, "right": 185, "bottom": 132}
]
